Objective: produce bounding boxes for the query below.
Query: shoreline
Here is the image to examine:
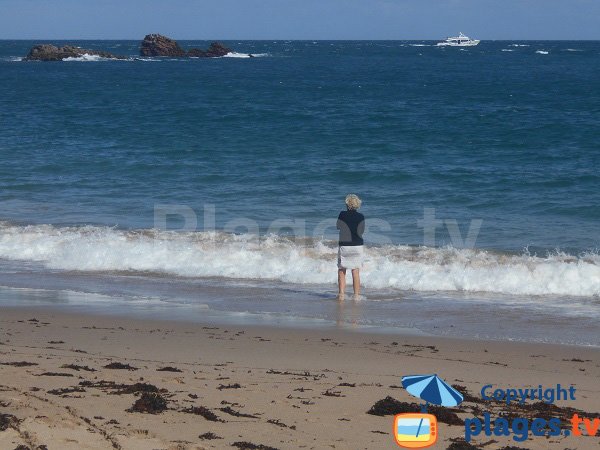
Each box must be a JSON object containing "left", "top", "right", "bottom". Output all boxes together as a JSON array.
[
  {"left": 1, "top": 302, "right": 599, "bottom": 350},
  {"left": 1, "top": 306, "right": 599, "bottom": 449}
]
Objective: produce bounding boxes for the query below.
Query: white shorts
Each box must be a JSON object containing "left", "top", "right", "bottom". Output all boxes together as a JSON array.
[{"left": 338, "top": 245, "right": 364, "bottom": 270}]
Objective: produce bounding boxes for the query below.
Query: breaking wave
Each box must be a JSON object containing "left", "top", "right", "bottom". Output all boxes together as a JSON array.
[
  {"left": 0, "top": 222, "right": 599, "bottom": 297},
  {"left": 62, "top": 54, "right": 124, "bottom": 62},
  {"left": 223, "top": 52, "right": 269, "bottom": 58}
]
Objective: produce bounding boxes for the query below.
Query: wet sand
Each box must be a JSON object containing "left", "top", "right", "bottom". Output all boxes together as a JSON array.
[{"left": 0, "top": 307, "right": 599, "bottom": 449}]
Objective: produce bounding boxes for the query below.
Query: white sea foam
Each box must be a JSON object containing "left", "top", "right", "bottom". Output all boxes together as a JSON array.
[
  {"left": 409, "top": 44, "right": 430, "bottom": 47},
  {"left": 564, "top": 48, "right": 582, "bottom": 52},
  {"left": 0, "top": 223, "right": 599, "bottom": 297},
  {"left": 510, "top": 44, "right": 530, "bottom": 47},
  {"left": 535, "top": 50, "right": 549, "bottom": 55},
  {"left": 62, "top": 54, "right": 123, "bottom": 62},
  {"left": 501, "top": 49, "right": 515, "bottom": 52},
  {"left": 223, "top": 52, "right": 269, "bottom": 58}
]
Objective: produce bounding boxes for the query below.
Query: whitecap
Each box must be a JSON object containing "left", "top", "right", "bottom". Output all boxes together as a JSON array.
[
  {"left": 535, "top": 50, "right": 549, "bottom": 55},
  {"left": 223, "top": 52, "right": 269, "bottom": 58},
  {"left": 62, "top": 54, "right": 124, "bottom": 62}
]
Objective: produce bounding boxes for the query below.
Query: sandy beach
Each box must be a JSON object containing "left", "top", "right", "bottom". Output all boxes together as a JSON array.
[{"left": 0, "top": 307, "right": 598, "bottom": 450}]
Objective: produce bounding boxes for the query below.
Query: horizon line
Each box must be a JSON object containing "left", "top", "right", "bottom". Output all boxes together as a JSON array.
[{"left": 2, "top": 38, "right": 600, "bottom": 41}]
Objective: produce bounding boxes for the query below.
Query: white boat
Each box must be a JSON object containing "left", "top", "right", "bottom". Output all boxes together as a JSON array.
[{"left": 437, "top": 32, "right": 480, "bottom": 47}]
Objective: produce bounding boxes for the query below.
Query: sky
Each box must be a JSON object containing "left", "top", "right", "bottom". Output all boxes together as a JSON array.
[{"left": 1, "top": 0, "right": 599, "bottom": 40}]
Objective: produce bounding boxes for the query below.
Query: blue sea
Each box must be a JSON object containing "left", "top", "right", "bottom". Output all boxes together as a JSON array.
[{"left": 1, "top": 40, "right": 599, "bottom": 345}]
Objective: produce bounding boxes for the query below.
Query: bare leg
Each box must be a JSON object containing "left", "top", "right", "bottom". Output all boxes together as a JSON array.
[
  {"left": 351, "top": 268, "right": 360, "bottom": 296},
  {"left": 338, "top": 268, "right": 347, "bottom": 297}
]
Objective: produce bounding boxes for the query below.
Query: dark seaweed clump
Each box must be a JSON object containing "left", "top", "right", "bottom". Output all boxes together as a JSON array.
[
  {"left": 232, "top": 442, "right": 279, "bottom": 450},
  {"left": 199, "top": 432, "right": 222, "bottom": 440},
  {"left": 47, "top": 387, "right": 86, "bottom": 396},
  {"left": 127, "top": 392, "right": 168, "bottom": 414},
  {"left": 0, "top": 361, "right": 38, "bottom": 367},
  {"left": 157, "top": 366, "right": 182, "bottom": 372},
  {"left": 0, "top": 413, "right": 19, "bottom": 431},
  {"left": 104, "top": 362, "right": 138, "bottom": 370},
  {"left": 79, "top": 380, "right": 162, "bottom": 395},
  {"left": 217, "top": 383, "right": 242, "bottom": 390},
  {"left": 113, "top": 383, "right": 160, "bottom": 395},
  {"left": 220, "top": 407, "right": 259, "bottom": 418},
  {"left": 367, "top": 396, "right": 463, "bottom": 426},
  {"left": 61, "top": 364, "right": 96, "bottom": 372},
  {"left": 37, "top": 372, "right": 74, "bottom": 377},
  {"left": 446, "top": 440, "right": 480, "bottom": 450},
  {"left": 183, "top": 406, "right": 222, "bottom": 422}
]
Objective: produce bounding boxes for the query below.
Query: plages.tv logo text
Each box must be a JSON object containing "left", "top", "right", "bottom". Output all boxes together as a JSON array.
[{"left": 465, "top": 383, "right": 600, "bottom": 442}]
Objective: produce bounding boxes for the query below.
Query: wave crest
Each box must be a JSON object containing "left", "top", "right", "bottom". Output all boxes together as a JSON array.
[{"left": 0, "top": 222, "right": 598, "bottom": 297}]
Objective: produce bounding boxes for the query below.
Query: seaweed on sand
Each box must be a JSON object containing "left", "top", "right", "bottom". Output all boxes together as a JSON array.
[
  {"left": 199, "top": 432, "right": 222, "bottom": 440},
  {"left": 61, "top": 364, "right": 96, "bottom": 372},
  {"left": 112, "top": 383, "right": 160, "bottom": 395},
  {"left": 446, "top": 440, "right": 480, "bottom": 450},
  {"left": 217, "top": 383, "right": 242, "bottom": 390},
  {"left": 37, "top": 372, "right": 74, "bottom": 377},
  {"left": 220, "top": 407, "right": 259, "bottom": 418},
  {"left": 0, "top": 361, "right": 38, "bottom": 367},
  {"left": 47, "top": 387, "right": 86, "bottom": 396},
  {"left": 367, "top": 396, "right": 463, "bottom": 426},
  {"left": 104, "top": 362, "right": 138, "bottom": 371},
  {"left": 79, "top": 380, "right": 162, "bottom": 395},
  {"left": 127, "top": 392, "right": 168, "bottom": 414},
  {"left": 232, "top": 442, "right": 279, "bottom": 450},
  {"left": 182, "top": 406, "right": 223, "bottom": 422},
  {"left": 157, "top": 366, "right": 182, "bottom": 372},
  {"left": 0, "top": 413, "right": 19, "bottom": 431}
]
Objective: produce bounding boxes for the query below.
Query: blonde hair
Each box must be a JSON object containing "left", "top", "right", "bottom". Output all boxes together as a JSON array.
[{"left": 345, "top": 194, "right": 362, "bottom": 210}]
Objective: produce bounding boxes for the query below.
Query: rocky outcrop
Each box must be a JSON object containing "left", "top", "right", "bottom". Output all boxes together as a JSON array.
[
  {"left": 24, "top": 44, "right": 124, "bottom": 61},
  {"left": 24, "top": 35, "right": 247, "bottom": 61},
  {"left": 140, "top": 35, "right": 241, "bottom": 58},
  {"left": 187, "top": 42, "right": 232, "bottom": 58},
  {"left": 140, "top": 34, "right": 186, "bottom": 57}
]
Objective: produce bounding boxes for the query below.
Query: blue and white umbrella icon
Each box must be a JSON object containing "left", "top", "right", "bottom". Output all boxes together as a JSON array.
[{"left": 402, "top": 374, "right": 464, "bottom": 409}]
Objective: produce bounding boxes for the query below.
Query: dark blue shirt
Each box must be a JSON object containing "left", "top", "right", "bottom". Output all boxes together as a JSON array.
[{"left": 337, "top": 210, "right": 365, "bottom": 246}]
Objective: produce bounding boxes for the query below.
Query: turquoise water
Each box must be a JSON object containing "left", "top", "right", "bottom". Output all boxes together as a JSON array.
[{"left": 1, "top": 40, "right": 599, "bottom": 344}]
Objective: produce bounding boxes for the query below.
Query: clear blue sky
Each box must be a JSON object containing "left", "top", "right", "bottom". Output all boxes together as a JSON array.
[{"left": 1, "top": 0, "right": 599, "bottom": 40}]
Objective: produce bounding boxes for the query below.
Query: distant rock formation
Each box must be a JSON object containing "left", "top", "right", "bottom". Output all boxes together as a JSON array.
[
  {"left": 23, "top": 35, "right": 250, "bottom": 61},
  {"left": 187, "top": 42, "right": 232, "bottom": 58},
  {"left": 140, "top": 34, "right": 245, "bottom": 58},
  {"left": 24, "top": 44, "right": 124, "bottom": 61},
  {"left": 140, "top": 34, "right": 186, "bottom": 57}
]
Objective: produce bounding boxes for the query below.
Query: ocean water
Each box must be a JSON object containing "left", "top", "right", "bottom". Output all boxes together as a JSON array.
[{"left": 1, "top": 40, "right": 599, "bottom": 345}]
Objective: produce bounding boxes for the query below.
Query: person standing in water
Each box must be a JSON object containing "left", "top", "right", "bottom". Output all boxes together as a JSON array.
[{"left": 336, "top": 194, "right": 365, "bottom": 298}]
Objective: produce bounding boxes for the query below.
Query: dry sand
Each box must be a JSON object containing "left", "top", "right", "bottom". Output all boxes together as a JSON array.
[{"left": 0, "top": 307, "right": 599, "bottom": 450}]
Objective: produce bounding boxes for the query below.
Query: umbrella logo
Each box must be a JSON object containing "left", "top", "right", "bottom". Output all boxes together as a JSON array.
[
  {"left": 402, "top": 374, "right": 464, "bottom": 409},
  {"left": 394, "top": 374, "right": 463, "bottom": 448}
]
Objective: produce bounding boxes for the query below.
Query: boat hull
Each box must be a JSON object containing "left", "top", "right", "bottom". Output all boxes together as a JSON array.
[{"left": 436, "top": 40, "right": 480, "bottom": 47}]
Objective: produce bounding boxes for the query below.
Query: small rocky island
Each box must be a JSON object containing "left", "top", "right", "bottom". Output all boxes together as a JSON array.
[
  {"left": 23, "top": 34, "right": 251, "bottom": 61},
  {"left": 24, "top": 44, "right": 125, "bottom": 61},
  {"left": 140, "top": 34, "right": 248, "bottom": 58},
  {"left": 139, "top": 34, "right": 186, "bottom": 57}
]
